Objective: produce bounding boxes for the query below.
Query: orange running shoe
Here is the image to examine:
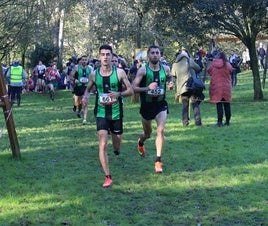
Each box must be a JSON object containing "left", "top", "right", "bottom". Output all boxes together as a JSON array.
[
  {"left": 102, "top": 177, "right": 112, "bottom": 188},
  {"left": 137, "top": 139, "right": 146, "bottom": 157},
  {"left": 155, "top": 161, "right": 163, "bottom": 173}
]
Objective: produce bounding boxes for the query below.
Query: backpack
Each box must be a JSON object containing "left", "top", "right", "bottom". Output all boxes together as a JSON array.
[
  {"left": 185, "top": 75, "right": 205, "bottom": 99},
  {"left": 183, "top": 58, "right": 205, "bottom": 99}
]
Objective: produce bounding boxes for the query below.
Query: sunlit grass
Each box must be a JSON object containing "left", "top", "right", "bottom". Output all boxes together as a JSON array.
[{"left": 0, "top": 71, "right": 268, "bottom": 225}]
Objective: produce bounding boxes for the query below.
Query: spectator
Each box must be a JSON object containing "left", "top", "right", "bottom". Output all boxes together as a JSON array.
[
  {"left": 229, "top": 50, "right": 242, "bottom": 87},
  {"left": 129, "top": 59, "right": 139, "bottom": 82},
  {"left": 172, "top": 49, "right": 203, "bottom": 127},
  {"left": 160, "top": 56, "right": 169, "bottom": 67},
  {"left": 211, "top": 46, "right": 219, "bottom": 59},
  {"left": 6, "top": 60, "right": 27, "bottom": 107},
  {"left": 242, "top": 48, "right": 250, "bottom": 70},
  {"left": 194, "top": 47, "right": 204, "bottom": 78},
  {"left": 203, "top": 52, "right": 214, "bottom": 82},
  {"left": 257, "top": 42, "right": 266, "bottom": 70},
  {"left": 207, "top": 51, "right": 233, "bottom": 127},
  {"left": 197, "top": 46, "right": 206, "bottom": 58}
]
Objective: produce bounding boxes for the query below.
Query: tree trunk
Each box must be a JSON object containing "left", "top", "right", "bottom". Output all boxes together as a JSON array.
[
  {"left": 58, "top": 8, "right": 65, "bottom": 72},
  {"left": 136, "top": 4, "right": 143, "bottom": 49},
  {"left": 248, "top": 40, "right": 263, "bottom": 100},
  {"left": 136, "top": 13, "right": 142, "bottom": 48}
]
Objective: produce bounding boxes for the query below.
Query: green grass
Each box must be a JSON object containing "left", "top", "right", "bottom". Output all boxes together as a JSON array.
[{"left": 0, "top": 71, "right": 268, "bottom": 225}]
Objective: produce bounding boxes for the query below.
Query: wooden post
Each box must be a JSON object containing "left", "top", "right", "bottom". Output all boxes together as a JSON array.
[{"left": 0, "top": 63, "right": 21, "bottom": 159}]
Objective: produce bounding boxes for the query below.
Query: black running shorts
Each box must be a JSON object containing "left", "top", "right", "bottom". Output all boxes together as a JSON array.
[
  {"left": 140, "top": 100, "right": 168, "bottom": 120},
  {"left": 96, "top": 117, "right": 123, "bottom": 135}
]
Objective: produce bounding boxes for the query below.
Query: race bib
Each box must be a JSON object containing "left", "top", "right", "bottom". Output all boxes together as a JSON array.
[
  {"left": 79, "top": 77, "right": 88, "bottom": 83},
  {"left": 147, "top": 86, "right": 164, "bottom": 96},
  {"left": 99, "top": 93, "right": 117, "bottom": 105}
]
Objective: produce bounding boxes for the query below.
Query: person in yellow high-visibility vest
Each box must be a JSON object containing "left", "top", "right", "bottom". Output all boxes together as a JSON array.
[{"left": 6, "top": 60, "right": 27, "bottom": 107}]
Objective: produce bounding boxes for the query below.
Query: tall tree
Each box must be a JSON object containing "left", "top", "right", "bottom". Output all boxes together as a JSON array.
[
  {"left": 37, "top": 0, "right": 80, "bottom": 70},
  {"left": 195, "top": 0, "right": 268, "bottom": 100},
  {"left": 148, "top": 0, "right": 268, "bottom": 100}
]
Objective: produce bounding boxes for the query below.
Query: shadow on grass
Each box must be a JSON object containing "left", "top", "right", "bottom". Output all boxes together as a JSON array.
[
  {"left": 0, "top": 149, "right": 267, "bottom": 225},
  {"left": 0, "top": 86, "right": 267, "bottom": 225}
]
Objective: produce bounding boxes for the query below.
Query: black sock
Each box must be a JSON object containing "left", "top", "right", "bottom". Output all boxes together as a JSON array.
[
  {"left": 156, "top": 156, "right": 161, "bottom": 162},
  {"left": 138, "top": 140, "right": 144, "bottom": 146},
  {"left": 106, "top": 175, "right": 112, "bottom": 179}
]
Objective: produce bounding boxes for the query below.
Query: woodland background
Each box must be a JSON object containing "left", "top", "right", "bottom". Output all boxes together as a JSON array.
[{"left": 0, "top": 0, "right": 267, "bottom": 99}]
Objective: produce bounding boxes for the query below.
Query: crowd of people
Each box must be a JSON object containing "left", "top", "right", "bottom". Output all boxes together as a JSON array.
[{"left": 1, "top": 42, "right": 266, "bottom": 187}]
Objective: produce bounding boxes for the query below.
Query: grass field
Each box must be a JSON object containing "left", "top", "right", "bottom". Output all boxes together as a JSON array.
[{"left": 0, "top": 71, "right": 268, "bottom": 225}]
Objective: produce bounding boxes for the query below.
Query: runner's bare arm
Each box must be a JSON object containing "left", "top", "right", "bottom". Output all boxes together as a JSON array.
[
  {"left": 83, "top": 71, "right": 95, "bottom": 100},
  {"left": 132, "top": 66, "right": 157, "bottom": 93},
  {"left": 132, "top": 66, "right": 147, "bottom": 93}
]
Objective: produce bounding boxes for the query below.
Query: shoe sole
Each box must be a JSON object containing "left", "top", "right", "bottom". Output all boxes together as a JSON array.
[
  {"left": 155, "top": 162, "right": 163, "bottom": 173},
  {"left": 102, "top": 182, "right": 112, "bottom": 188}
]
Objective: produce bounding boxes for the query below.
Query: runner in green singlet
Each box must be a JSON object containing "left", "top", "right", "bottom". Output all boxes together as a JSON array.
[
  {"left": 132, "top": 45, "right": 174, "bottom": 174},
  {"left": 71, "top": 55, "right": 93, "bottom": 124},
  {"left": 82, "top": 44, "right": 133, "bottom": 188}
]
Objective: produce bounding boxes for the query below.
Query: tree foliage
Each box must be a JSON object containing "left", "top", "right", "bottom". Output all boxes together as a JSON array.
[
  {"left": 138, "top": 0, "right": 268, "bottom": 100},
  {"left": 28, "top": 42, "right": 59, "bottom": 69},
  {"left": 0, "top": 0, "right": 267, "bottom": 99},
  {"left": 0, "top": 0, "right": 37, "bottom": 63},
  {"left": 190, "top": 0, "right": 268, "bottom": 99}
]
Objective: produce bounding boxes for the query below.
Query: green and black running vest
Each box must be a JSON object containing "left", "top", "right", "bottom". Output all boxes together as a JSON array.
[
  {"left": 140, "top": 63, "right": 167, "bottom": 103},
  {"left": 94, "top": 66, "right": 123, "bottom": 120},
  {"left": 10, "top": 66, "right": 23, "bottom": 84},
  {"left": 77, "top": 65, "right": 91, "bottom": 86}
]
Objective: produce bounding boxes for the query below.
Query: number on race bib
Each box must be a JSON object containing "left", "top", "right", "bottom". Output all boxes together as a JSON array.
[
  {"left": 79, "top": 77, "right": 89, "bottom": 83},
  {"left": 147, "top": 87, "right": 164, "bottom": 96},
  {"left": 99, "top": 93, "right": 117, "bottom": 105}
]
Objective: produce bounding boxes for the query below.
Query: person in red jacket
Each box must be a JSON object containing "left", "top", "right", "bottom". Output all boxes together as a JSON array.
[{"left": 207, "top": 51, "right": 233, "bottom": 127}]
